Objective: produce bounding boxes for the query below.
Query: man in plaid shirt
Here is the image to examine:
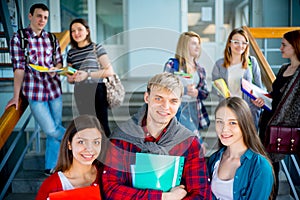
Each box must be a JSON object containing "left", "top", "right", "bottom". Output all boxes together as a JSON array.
[
  {"left": 6, "top": 3, "right": 65, "bottom": 175},
  {"left": 102, "top": 72, "right": 211, "bottom": 199}
]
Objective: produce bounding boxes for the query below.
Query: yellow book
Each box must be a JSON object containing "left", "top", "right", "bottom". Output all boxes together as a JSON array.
[
  {"left": 213, "top": 78, "right": 231, "bottom": 98},
  {"left": 29, "top": 64, "right": 62, "bottom": 73}
]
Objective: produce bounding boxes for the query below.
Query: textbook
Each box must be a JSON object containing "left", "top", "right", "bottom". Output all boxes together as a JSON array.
[
  {"left": 58, "top": 66, "right": 77, "bottom": 76},
  {"left": 213, "top": 78, "right": 231, "bottom": 98},
  {"left": 29, "top": 64, "right": 62, "bottom": 72},
  {"left": 174, "top": 71, "right": 193, "bottom": 79},
  {"left": 49, "top": 184, "right": 101, "bottom": 200},
  {"left": 29, "top": 64, "right": 77, "bottom": 75},
  {"left": 241, "top": 78, "right": 272, "bottom": 111},
  {"left": 131, "top": 153, "right": 185, "bottom": 192}
]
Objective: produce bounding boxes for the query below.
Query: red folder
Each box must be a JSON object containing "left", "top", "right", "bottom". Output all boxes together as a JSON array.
[{"left": 49, "top": 185, "right": 101, "bottom": 200}]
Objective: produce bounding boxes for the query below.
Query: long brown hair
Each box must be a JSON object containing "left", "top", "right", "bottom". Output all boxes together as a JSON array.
[
  {"left": 215, "top": 97, "right": 275, "bottom": 199},
  {"left": 175, "top": 31, "right": 201, "bottom": 73},
  {"left": 223, "top": 28, "right": 249, "bottom": 69},
  {"left": 54, "top": 115, "right": 107, "bottom": 172}
]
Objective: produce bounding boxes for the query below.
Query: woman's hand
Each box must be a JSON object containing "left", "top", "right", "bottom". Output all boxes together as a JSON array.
[
  {"left": 66, "top": 73, "right": 77, "bottom": 83},
  {"left": 162, "top": 185, "right": 187, "bottom": 200},
  {"left": 73, "top": 70, "right": 88, "bottom": 82},
  {"left": 187, "top": 84, "right": 198, "bottom": 97},
  {"left": 251, "top": 97, "right": 265, "bottom": 108}
]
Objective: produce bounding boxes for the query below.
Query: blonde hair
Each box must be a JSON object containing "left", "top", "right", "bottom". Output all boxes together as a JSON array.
[
  {"left": 224, "top": 28, "right": 249, "bottom": 69},
  {"left": 147, "top": 72, "right": 184, "bottom": 98},
  {"left": 175, "top": 31, "right": 201, "bottom": 73}
]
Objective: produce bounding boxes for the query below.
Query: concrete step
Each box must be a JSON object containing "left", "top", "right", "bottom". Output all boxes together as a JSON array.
[
  {"left": 4, "top": 193, "right": 36, "bottom": 200},
  {"left": 11, "top": 169, "right": 46, "bottom": 193}
]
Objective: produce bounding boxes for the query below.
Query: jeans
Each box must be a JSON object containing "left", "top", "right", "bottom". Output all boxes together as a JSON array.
[
  {"left": 176, "top": 101, "right": 204, "bottom": 144},
  {"left": 28, "top": 96, "right": 65, "bottom": 170}
]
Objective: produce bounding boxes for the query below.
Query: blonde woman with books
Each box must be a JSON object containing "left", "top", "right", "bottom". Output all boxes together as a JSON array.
[{"left": 164, "top": 31, "right": 210, "bottom": 154}]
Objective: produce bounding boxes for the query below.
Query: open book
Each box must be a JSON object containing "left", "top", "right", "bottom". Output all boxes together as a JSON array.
[
  {"left": 213, "top": 78, "right": 230, "bottom": 98},
  {"left": 29, "top": 64, "right": 62, "bottom": 72},
  {"left": 49, "top": 184, "right": 101, "bottom": 200},
  {"left": 131, "top": 153, "right": 185, "bottom": 192},
  {"left": 29, "top": 64, "right": 77, "bottom": 75},
  {"left": 241, "top": 78, "right": 272, "bottom": 111}
]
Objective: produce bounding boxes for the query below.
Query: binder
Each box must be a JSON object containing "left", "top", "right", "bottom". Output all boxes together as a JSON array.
[
  {"left": 131, "top": 153, "right": 185, "bottom": 192},
  {"left": 49, "top": 184, "right": 101, "bottom": 200},
  {"left": 241, "top": 78, "right": 272, "bottom": 111}
]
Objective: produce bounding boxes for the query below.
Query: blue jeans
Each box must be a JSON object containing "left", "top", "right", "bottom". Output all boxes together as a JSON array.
[
  {"left": 28, "top": 96, "right": 65, "bottom": 170},
  {"left": 176, "top": 101, "right": 203, "bottom": 143}
]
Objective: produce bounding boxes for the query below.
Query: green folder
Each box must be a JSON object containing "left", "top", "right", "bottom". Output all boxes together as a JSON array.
[{"left": 131, "top": 153, "right": 185, "bottom": 192}]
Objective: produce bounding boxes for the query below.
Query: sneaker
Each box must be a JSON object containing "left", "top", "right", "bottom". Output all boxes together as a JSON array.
[{"left": 44, "top": 169, "right": 55, "bottom": 176}]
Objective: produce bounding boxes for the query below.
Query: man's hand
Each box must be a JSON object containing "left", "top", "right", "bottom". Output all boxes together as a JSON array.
[
  {"left": 5, "top": 97, "right": 19, "bottom": 110},
  {"left": 162, "top": 185, "right": 187, "bottom": 200}
]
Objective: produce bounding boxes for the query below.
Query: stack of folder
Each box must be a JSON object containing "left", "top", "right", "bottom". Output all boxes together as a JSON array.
[{"left": 131, "top": 153, "right": 185, "bottom": 192}]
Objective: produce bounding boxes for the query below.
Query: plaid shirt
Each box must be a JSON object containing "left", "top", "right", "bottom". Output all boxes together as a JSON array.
[
  {"left": 102, "top": 134, "right": 211, "bottom": 199},
  {"left": 10, "top": 27, "right": 63, "bottom": 101}
]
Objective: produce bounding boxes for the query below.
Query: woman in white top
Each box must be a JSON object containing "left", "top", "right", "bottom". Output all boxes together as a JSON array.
[
  {"left": 212, "top": 28, "right": 264, "bottom": 129},
  {"left": 36, "top": 115, "right": 107, "bottom": 200}
]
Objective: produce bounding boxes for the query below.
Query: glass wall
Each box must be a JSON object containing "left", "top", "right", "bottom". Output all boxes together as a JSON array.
[
  {"left": 60, "top": 0, "right": 124, "bottom": 44},
  {"left": 187, "top": 0, "right": 250, "bottom": 42}
]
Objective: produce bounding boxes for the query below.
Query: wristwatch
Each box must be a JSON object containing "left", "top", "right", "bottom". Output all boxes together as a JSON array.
[{"left": 87, "top": 70, "right": 92, "bottom": 80}]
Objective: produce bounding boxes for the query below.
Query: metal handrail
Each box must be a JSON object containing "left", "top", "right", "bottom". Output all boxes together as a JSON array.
[
  {"left": 0, "top": 112, "right": 35, "bottom": 199},
  {"left": 281, "top": 155, "right": 300, "bottom": 200}
]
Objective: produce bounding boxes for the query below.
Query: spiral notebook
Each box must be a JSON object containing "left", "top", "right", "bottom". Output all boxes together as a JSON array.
[{"left": 131, "top": 153, "right": 185, "bottom": 192}]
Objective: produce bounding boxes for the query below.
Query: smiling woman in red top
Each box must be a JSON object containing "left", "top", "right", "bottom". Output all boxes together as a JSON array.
[{"left": 36, "top": 115, "right": 107, "bottom": 200}]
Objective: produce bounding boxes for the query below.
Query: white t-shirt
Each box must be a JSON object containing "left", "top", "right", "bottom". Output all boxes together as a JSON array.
[
  {"left": 58, "top": 171, "right": 74, "bottom": 190},
  {"left": 228, "top": 62, "right": 245, "bottom": 97},
  {"left": 211, "top": 160, "right": 234, "bottom": 200}
]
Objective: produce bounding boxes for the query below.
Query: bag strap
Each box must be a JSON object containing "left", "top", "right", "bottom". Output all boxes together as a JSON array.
[
  {"left": 18, "top": 29, "right": 29, "bottom": 64},
  {"left": 17, "top": 29, "right": 57, "bottom": 65},
  {"left": 48, "top": 32, "right": 57, "bottom": 65},
  {"left": 93, "top": 43, "right": 103, "bottom": 69},
  {"left": 248, "top": 56, "right": 254, "bottom": 83},
  {"left": 268, "top": 67, "right": 300, "bottom": 124}
]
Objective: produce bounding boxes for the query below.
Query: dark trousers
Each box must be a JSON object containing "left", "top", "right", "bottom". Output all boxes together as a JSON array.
[{"left": 74, "top": 81, "right": 111, "bottom": 137}]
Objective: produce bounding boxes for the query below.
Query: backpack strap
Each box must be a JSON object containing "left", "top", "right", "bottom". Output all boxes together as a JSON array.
[
  {"left": 248, "top": 56, "right": 254, "bottom": 83},
  {"left": 17, "top": 29, "right": 57, "bottom": 65},
  {"left": 48, "top": 32, "right": 57, "bottom": 65},
  {"left": 17, "top": 29, "right": 29, "bottom": 64},
  {"left": 170, "top": 58, "right": 179, "bottom": 71}
]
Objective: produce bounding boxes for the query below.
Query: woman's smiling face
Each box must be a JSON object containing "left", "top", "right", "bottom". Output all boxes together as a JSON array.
[
  {"left": 68, "top": 128, "right": 102, "bottom": 166},
  {"left": 215, "top": 106, "right": 244, "bottom": 147}
]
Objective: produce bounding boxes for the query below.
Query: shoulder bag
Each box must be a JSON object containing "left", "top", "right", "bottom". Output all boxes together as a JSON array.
[
  {"left": 93, "top": 44, "right": 125, "bottom": 109},
  {"left": 264, "top": 69, "right": 300, "bottom": 154}
]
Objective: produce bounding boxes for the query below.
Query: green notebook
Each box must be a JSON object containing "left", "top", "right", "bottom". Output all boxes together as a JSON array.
[{"left": 131, "top": 153, "right": 185, "bottom": 192}]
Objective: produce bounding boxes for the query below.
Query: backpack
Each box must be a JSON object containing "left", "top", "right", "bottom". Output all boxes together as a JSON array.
[{"left": 17, "top": 29, "right": 57, "bottom": 65}]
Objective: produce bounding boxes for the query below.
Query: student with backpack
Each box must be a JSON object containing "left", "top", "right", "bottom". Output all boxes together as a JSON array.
[
  {"left": 212, "top": 28, "right": 264, "bottom": 129},
  {"left": 5, "top": 3, "right": 65, "bottom": 176},
  {"left": 164, "top": 31, "right": 210, "bottom": 155}
]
